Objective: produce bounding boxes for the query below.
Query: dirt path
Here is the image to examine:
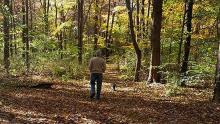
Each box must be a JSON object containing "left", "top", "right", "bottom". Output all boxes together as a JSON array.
[{"left": 0, "top": 64, "right": 220, "bottom": 123}]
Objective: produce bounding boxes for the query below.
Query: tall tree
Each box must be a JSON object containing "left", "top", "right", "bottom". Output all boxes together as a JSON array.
[
  {"left": 180, "top": 0, "right": 194, "bottom": 86},
  {"left": 213, "top": 7, "right": 220, "bottom": 102},
  {"left": 30, "top": 0, "right": 33, "bottom": 43},
  {"left": 25, "top": 0, "right": 30, "bottom": 72},
  {"left": 12, "top": 0, "right": 17, "bottom": 55},
  {"left": 140, "top": 0, "right": 145, "bottom": 38},
  {"left": 22, "top": 0, "right": 26, "bottom": 59},
  {"left": 43, "top": 0, "right": 50, "bottom": 35},
  {"left": 146, "top": 0, "right": 151, "bottom": 36},
  {"left": 94, "top": 0, "right": 99, "bottom": 50},
  {"left": 125, "top": 0, "right": 142, "bottom": 82},
  {"left": 136, "top": 0, "right": 140, "bottom": 33},
  {"left": 22, "top": 0, "right": 30, "bottom": 73},
  {"left": 105, "top": 0, "right": 111, "bottom": 58},
  {"left": 108, "top": 2, "right": 116, "bottom": 43},
  {"left": 3, "top": 0, "right": 10, "bottom": 74},
  {"left": 59, "top": 5, "right": 65, "bottom": 59},
  {"left": 147, "top": 0, "right": 163, "bottom": 83},
  {"left": 9, "top": 0, "right": 13, "bottom": 56},
  {"left": 77, "top": 0, "right": 84, "bottom": 64},
  {"left": 177, "top": 0, "right": 187, "bottom": 65}
]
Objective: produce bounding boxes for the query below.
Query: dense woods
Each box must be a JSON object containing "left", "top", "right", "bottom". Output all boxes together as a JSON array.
[{"left": 1, "top": 0, "right": 220, "bottom": 123}]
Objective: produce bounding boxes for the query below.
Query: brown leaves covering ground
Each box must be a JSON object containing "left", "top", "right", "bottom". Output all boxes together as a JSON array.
[{"left": 0, "top": 65, "right": 220, "bottom": 123}]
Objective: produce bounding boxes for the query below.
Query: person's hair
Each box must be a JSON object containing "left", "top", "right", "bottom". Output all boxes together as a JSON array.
[{"left": 96, "top": 50, "right": 102, "bottom": 57}]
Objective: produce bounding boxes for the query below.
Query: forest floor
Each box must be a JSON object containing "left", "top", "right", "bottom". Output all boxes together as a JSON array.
[{"left": 0, "top": 64, "right": 220, "bottom": 123}]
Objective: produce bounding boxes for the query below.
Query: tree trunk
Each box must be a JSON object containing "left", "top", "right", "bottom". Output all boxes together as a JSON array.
[
  {"left": 213, "top": 8, "right": 220, "bottom": 102},
  {"left": 9, "top": 0, "right": 13, "bottom": 57},
  {"left": 43, "top": 0, "right": 49, "bottom": 35},
  {"left": 147, "top": 0, "right": 163, "bottom": 83},
  {"left": 59, "top": 5, "right": 65, "bottom": 59},
  {"left": 22, "top": 0, "right": 26, "bottom": 59},
  {"left": 77, "top": 0, "right": 84, "bottom": 64},
  {"left": 13, "top": 0, "right": 17, "bottom": 55},
  {"left": 105, "top": 0, "right": 111, "bottom": 58},
  {"left": 180, "top": 0, "right": 194, "bottom": 86},
  {"left": 125, "top": 0, "right": 142, "bottom": 82},
  {"left": 177, "top": 0, "right": 187, "bottom": 66},
  {"left": 109, "top": 2, "right": 116, "bottom": 43},
  {"left": 146, "top": 0, "right": 151, "bottom": 36},
  {"left": 94, "top": 0, "right": 99, "bottom": 50},
  {"left": 136, "top": 0, "right": 140, "bottom": 34},
  {"left": 141, "top": 0, "right": 145, "bottom": 38},
  {"left": 25, "top": 0, "right": 30, "bottom": 73},
  {"left": 30, "top": 0, "right": 33, "bottom": 43},
  {"left": 3, "top": 0, "right": 10, "bottom": 74}
]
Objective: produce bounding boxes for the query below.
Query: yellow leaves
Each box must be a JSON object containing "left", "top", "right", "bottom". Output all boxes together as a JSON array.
[{"left": 52, "top": 21, "right": 72, "bottom": 36}]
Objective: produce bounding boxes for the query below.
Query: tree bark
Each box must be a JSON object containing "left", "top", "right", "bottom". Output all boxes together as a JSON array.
[
  {"left": 147, "top": 0, "right": 163, "bottom": 83},
  {"left": 30, "top": 0, "right": 33, "bottom": 43},
  {"left": 177, "top": 0, "right": 187, "bottom": 66},
  {"left": 9, "top": 0, "right": 13, "bottom": 57},
  {"left": 13, "top": 0, "right": 17, "bottom": 55},
  {"left": 94, "top": 0, "right": 99, "bottom": 50},
  {"left": 22, "top": 0, "right": 26, "bottom": 59},
  {"left": 109, "top": 2, "right": 116, "bottom": 44},
  {"left": 125, "top": 0, "right": 142, "bottom": 82},
  {"left": 77, "top": 0, "right": 84, "bottom": 64},
  {"left": 43, "top": 0, "right": 49, "bottom": 35},
  {"left": 146, "top": 0, "right": 151, "bottom": 36},
  {"left": 213, "top": 8, "right": 220, "bottom": 102},
  {"left": 105, "top": 0, "right": 111, "bottom": 58},
  {"left": 59, "top": 5, "right": 65, "bottom": 59},
  {"left": 141, "top": 0, "right": 145, "bottom": 38},
  {"left": 180, "top": 0, "right": 194, "bottom": 86},
  {"left": 136, "top": 0, "right": 140, "bottom": 34},
  {"left": 25, "top": 0, "right": 30, "bottom": 73},
  {"left": 3, "top": 0, "right": 10, "bottom": 74}
]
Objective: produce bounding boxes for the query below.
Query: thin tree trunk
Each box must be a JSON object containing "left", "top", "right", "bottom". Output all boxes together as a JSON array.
[
  {"left": 213, "top": 8, "right": 220, "bottom": 102},
  {"left": 22, "top": 0, "right": 26, "bottom": 59},
  {"left": 3, "top": 0, "right": 10, "bottom": 74},
  {"left": 105, "top": 0, "right": 111, "bottom": 49},
  {"left": 169, "top": 11, "right": 174, "bottom": 63},
  {"left": 30, "top": 0, "right": 33, "bottom": 43},
  {"left": 83, "top": 0, "right": 93, "bottom": 28},
  {"left": 25, "top": 0, "right": 30, "bottom": 73},
  {"left": 146, "top": 0, "right": 151, "bottom": 36},
  {"left": 13, "top": 0, "right": 17, "bottom": 55},
  {"left": 43, "top": 0, "right": 49, "bottom": 35},
  {"left": 109, "top": 2, "right": 116, "bottom": 43},
  {"left": 9, "top": 0, "right": 13, "bottom": 57},
  {"left": 141, "top": 0, "right": 145, "bottom": 38},
  {"left": 125, "top": 0, "right": 142, "bottom": 82},
  {"left": 147, "top": 0, "right": 163, "bottom": 83},
  {"left": 94, "top": 0, "right": 99, "bottom": 50},
  {"left": 177, "top": 0, "right": 187, "bottom": 66},
  {"left": 59, "top": 5, "right": 65, "bottom": 59},
  {"left": 109, "top": 11, "right": 116, "bottom": 44},
  {"left": 78, "top": 0, "right": 84, "bottom": 64},
  {"left": 180, "top": 0, "right": 194, "bottom": 86},
  {"left": 136, "top": 0, "right": 140, "bottom": 42}
]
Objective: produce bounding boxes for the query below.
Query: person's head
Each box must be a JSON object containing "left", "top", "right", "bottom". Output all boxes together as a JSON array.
[{"left": 96, "top": 50, "right": 102, "bottom": 57}]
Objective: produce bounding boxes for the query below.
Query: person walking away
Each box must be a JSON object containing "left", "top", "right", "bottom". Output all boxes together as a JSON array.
[{"left": 89, "top": 50, "right": 106, "bottom": 100}]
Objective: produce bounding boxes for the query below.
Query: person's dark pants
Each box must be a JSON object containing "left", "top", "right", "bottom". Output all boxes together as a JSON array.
[{"left": 90, "top": 73, "right": 103, "bottom": 99}]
